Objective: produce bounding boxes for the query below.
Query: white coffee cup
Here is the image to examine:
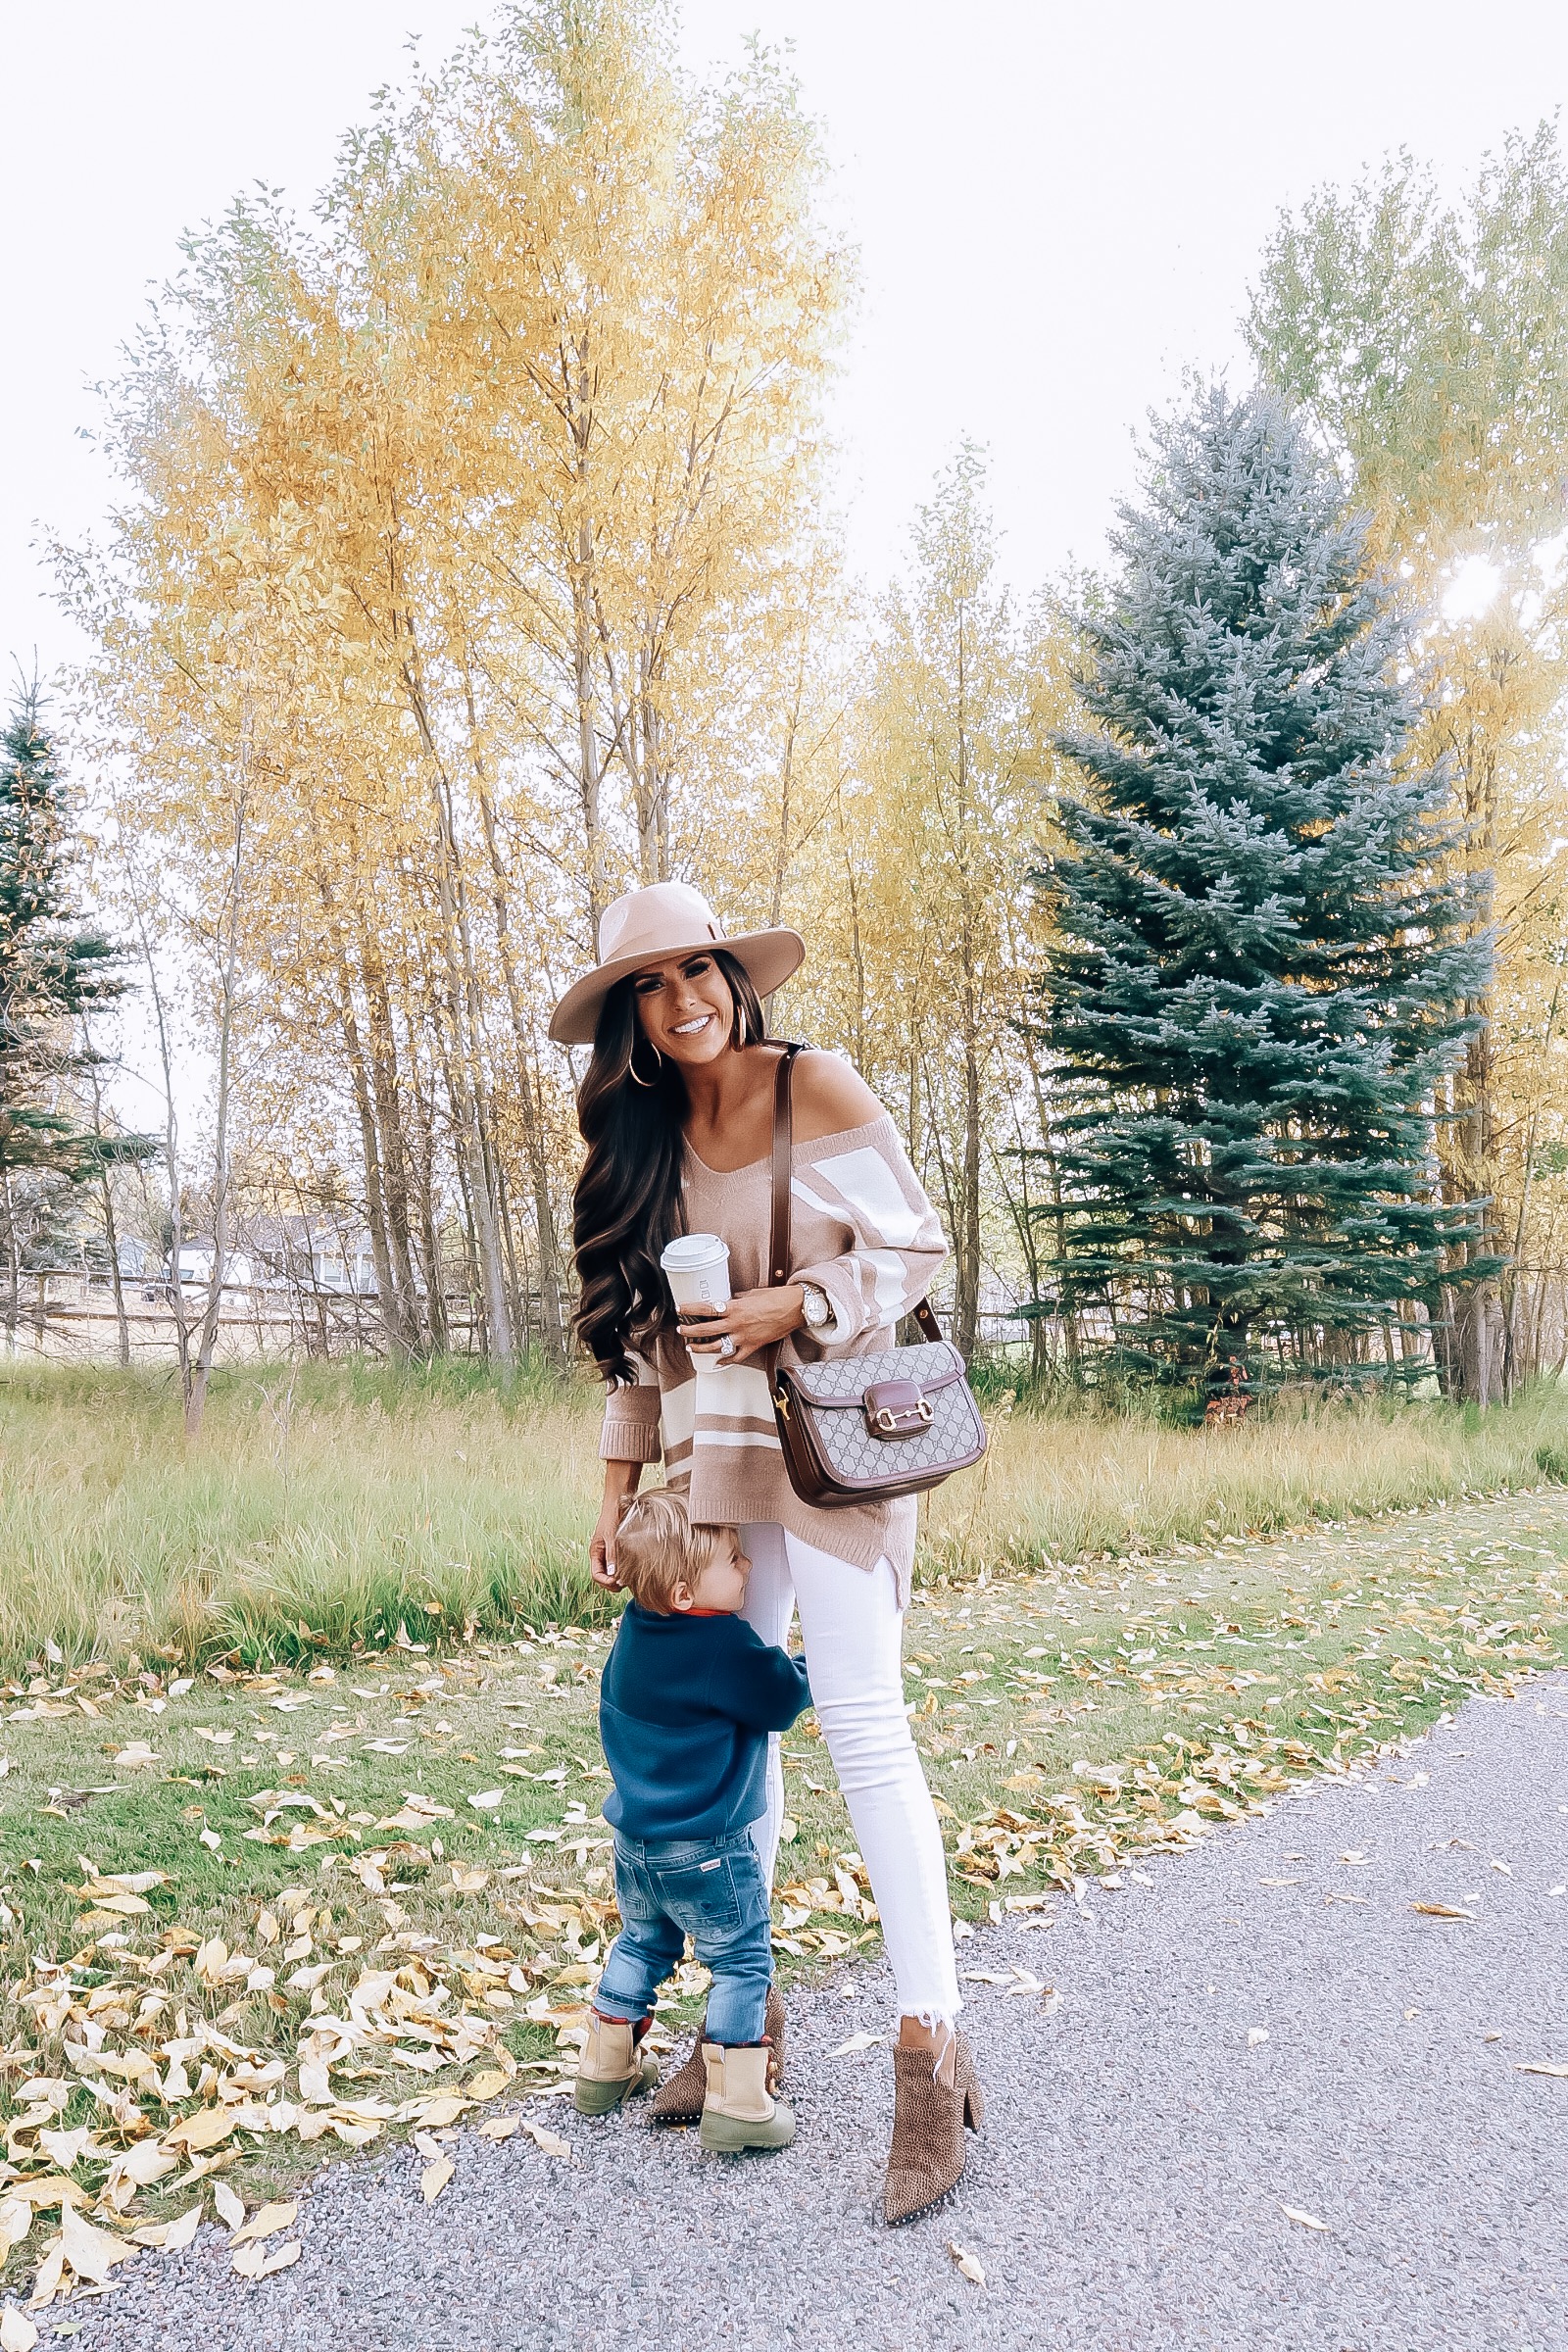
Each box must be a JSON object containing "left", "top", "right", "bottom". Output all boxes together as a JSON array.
[{"left": 660, "top": 1233, "right": 732, "bottom": 1316}]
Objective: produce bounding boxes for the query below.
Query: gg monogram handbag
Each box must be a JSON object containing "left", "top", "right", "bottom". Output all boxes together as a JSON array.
[{"left": 765, "top": 1046, "right": 988, "bottom": 1507}]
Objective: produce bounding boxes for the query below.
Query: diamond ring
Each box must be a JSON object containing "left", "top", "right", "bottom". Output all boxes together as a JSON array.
[{"left": 719, "top": 1336, "right": 737, "bottom": 1360}]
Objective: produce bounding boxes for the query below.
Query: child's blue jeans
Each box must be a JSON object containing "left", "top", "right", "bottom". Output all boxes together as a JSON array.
[{"left": 596, "top": 1826, "right": 773, "bottom": 2045}]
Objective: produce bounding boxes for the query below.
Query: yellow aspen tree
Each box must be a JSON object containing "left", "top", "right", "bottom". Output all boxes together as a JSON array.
[
  {"left": 795, "top": 451, "right": 1052, "bottom": 1356},
  {"left": 62, "top": 1, "right": 847, "bottom": 1370},
  {"left": 1248, "top": 124, "right": 1568, "bottom": 1398}
]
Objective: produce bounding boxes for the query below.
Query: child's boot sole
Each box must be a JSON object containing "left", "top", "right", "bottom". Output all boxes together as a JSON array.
[
  {"left": 574, "top": 2056, "right": 660, "bottom": 2117},
  {"left": 699, "top": 2107, "right": 796, "bottom": 2152}
]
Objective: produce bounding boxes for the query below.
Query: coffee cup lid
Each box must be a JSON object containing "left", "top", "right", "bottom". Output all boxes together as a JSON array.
[{"left": 660, "top": 1234, "right": 729, "bottom": 1270}]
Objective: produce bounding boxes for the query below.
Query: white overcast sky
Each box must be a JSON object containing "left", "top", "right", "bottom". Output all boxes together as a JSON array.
[{"left": 5, "top": 0, "right": 1568, "bottom": 693}]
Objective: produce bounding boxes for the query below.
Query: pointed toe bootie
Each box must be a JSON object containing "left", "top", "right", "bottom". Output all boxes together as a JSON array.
[
  {"left": 573, "top": 2013, "right": 660, "bottom": 2117},
  {"left": 882, "top": 2030, "right": 985, "bottom": 2226},
  {"left": 651, "top": 1984, "right": 785, "bottom": 2125},
  {"left": 698, "top": 2042, "right": 796, "bottom": 2152}
]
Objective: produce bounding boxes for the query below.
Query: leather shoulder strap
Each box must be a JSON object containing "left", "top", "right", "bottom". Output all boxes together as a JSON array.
[
  {"left": 769, "top": 1043, "right": 803, "bottom": 1286},
  {"left": 911, "top": 1296, "right": 944, "bottom": 1343}
]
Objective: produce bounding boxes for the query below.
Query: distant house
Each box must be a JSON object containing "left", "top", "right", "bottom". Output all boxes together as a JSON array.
[
  {"left": 304, "top": 1237, "right": 377, "bottom": 1296},
  {"left": 173, "top": 1242, "right": 255, "bottom": 1294},
  {"left": 115, "top": 1237, "right": 153, "bottom": 1281},
  {"left": 246, "top": 1216, "right": 378, "bottom": 1298}
]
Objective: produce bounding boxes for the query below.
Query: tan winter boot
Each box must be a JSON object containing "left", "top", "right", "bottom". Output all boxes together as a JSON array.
[
  {"left": 572, "top": 2013, "right": 660, "bottom": 2117},
  {"left": 882, "top": 2030, "right": 985, "bottom": 2225},
  {"left": 651, "top": 1984, "right": 785, "bottom": 2125},
  {"left": 698, "top": 2042, "right": 796, "bottom": 2152}
]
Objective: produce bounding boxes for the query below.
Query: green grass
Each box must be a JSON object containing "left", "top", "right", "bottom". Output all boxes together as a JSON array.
[
  {"left": 920, "top": 1377, "right": 1568, "bottom": 1578},
  {"left": 0, "top": 1360, "right": 613, "bottom": 1672},
  {"left": 0, "top": 1475, "right": 1563, "bottom": 2302},
  {"left": 4, "top": 1365, "right": 1566, "bottom": 2301},
  {"left": 4, "top": 1361, "right": 1568, "bottom": 1677}
]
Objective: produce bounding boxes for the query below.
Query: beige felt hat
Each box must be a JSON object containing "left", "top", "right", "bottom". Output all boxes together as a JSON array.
[{"left": 548, "top": 882, "right": 806, "bottom": 1047}]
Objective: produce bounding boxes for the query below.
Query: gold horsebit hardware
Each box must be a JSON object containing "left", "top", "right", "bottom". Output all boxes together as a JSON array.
[
  {"left": 773, "top": 1387, "right": 934, "bottom": 1436},
  {"left": 870, "top": 1398, "right": 934, "bottom": 1435}
]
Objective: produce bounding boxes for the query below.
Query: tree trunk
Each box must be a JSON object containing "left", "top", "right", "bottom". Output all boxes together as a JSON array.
[
  {"left": 312, "top": 861, "right": 405, "bottom": 1358},
  {"left": 956, "top": 1009, "right": 982, "bottom": 1358},
  {"left": 99, "top": 1168, "right": 130, "bottom": 1370},
  {"left": 403, "top": 1043, "right": 449, "bottom": 1355},
  {"left": 573, "top": 523, "right": 609, "bottom": 932},
  {"left": 1500, "top": 960, "right": 1564, "bottom": 1398},
  {"left": 399, "top": 658, "right": 514, "bottom": 1370},
  {"left": 186, "top": 762, "right": 248, "bottom": 1438},
  {"left": 361, "top": 940, "right": 425, "bottom": 1351},
  {"left": 466, "top": 700, "right": 567, "bottom": 1364},
  {"left": 2, "top": 1175, "right": 19, "bottom": 1344}
]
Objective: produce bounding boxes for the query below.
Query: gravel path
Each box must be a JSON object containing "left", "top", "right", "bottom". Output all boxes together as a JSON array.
[{"left": 45, "top": 1672, "right": 1568, "bottom": 2350}]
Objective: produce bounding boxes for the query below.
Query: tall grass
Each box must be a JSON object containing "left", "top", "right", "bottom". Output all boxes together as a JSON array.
[
  {"left": 920, "top": 1379, "right": 1568, "bottom": 1575},
  {"left": 0, "top": 1360, "right": 612, "bottom": 1668},
  {"left": 1, "top": 1360, "right": 1564, "bottom": 1667}
]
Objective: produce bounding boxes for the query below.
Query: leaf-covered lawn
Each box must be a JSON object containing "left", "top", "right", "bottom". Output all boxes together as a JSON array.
[{"left": 1, "top": 1487, "right": 1564, "bottom": 2317}]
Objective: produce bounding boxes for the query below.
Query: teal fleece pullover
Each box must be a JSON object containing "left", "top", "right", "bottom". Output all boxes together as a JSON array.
[{"left": 599, "top": 1602, "right": 812, "bottom": 1842}]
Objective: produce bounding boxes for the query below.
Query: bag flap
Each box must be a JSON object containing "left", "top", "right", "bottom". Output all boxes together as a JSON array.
[{"left": 780, "top": 1340, "right": 969, "bottom": 1407}]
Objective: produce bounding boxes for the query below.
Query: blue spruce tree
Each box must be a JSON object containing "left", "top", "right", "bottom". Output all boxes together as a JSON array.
[
  {"left": 1036, "top": 384, "right": 1492, "bottom": 1396},
  {"left": 0, "top": 683, "right": 130, "bottom": 1186}
]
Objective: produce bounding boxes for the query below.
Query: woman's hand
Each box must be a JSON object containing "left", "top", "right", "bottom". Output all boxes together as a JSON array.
[
  {"left": 590, "top": 1461, "right": 641, "bottom": 1588},
  {"left": 681, "top": 1285, "right": 805, "bottom": 1365}
]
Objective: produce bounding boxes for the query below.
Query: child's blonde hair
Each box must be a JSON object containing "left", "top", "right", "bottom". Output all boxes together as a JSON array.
[{"left": 613, "top": 1490, "right": 733, "bottom": 1615}]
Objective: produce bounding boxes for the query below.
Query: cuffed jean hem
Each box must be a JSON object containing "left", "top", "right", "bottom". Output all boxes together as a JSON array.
[{"left": 591, "top": 1990, "right": 655, "bottom": 2024}]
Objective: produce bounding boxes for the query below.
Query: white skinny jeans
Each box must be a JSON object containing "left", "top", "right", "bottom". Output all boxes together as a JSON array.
[{"left": 738, "top": 1521, "right": 961, "bottom": 2028}]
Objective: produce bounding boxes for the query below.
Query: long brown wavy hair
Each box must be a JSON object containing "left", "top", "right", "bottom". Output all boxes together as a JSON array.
[{"left": 572, "top": 950, "right": 767, "bottom": 1383}]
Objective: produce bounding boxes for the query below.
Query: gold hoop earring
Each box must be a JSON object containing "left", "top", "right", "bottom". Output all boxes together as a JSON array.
[{"left": 628, "top": 1038, "right": 662, "bottom": 1090}]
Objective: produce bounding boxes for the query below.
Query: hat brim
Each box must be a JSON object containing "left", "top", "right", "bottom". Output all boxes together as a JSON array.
[{"left": 548, "top": 928, "right": 807, "bottom": 1047}]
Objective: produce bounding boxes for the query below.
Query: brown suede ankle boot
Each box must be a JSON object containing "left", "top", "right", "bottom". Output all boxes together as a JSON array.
[
  {"left": 650, "top": 1984, "right": 785, "bottom": 2124},
  {"left": 882, "top": 2029, "right": 985, "bottom": 2226}
]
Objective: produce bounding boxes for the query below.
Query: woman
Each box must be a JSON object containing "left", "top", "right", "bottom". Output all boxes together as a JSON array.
[{"left": 551, "top": 880, "right": 984, "bottom": 2224}]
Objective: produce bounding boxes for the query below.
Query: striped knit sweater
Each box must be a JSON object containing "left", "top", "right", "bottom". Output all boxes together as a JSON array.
[{"left": 599, "top": 1110, "right": 948, "bottom": 1594}]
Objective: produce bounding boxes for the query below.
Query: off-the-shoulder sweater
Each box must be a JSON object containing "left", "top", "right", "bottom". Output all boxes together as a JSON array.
[{"left": 599, "top": 1111, "right": 947, "bottom": 1599}]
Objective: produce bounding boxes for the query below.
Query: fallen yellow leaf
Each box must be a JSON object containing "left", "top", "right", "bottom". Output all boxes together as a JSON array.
[
  {"left": 232, "top": 2238, "right": 301, "bottom": 2279},
  {"left": 59, "top": 2204, "right": 133, "bottom": 2285},
  {"left": 230, "top": 2200, "right": 298, "bottom": 2245},
  {"left": 949, "top": 2241, "right": 986, "bottom": 2285},
  {"left": 1411, "top": 1902, "right": 1475, "bottom": 1920},
  {"left": 163, "top": 2105, "right": 236, "bottom": 2154},
  {"left": 420, "top": 2159, "right": 455, "bottom": 2203},
  {"left": 1516, "top": 2062, "right": 1568, "bottom": 2079},
  {"left": 131, "top": 2202, "right": 202, "bottom": 2252},
  {"left": 462, "top": 2069, "right": 510, "bottom": 2102},
  {"left": 0, "top": 2307, "right": 38, "bottom": 2351},
  {"left": 404, "top": 2094, "right": 468, "bottom": 2130},
  {"left": 25, "top": 2237, "right": 64, "bottom": 2310},
  {"left": 474, "top": 2115, "right": 519, "bottom": 2141},
  {"left": 37, "top": 2128, "right": 94, "bottom": 2172},
  {"left": 518, "top": 2119, "right": 571, "bottom": 2160}
]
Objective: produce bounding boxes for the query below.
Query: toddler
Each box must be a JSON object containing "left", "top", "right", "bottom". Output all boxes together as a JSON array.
[{"left": 574, "top": 1490, "right": 811, "bottom": 2150}]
